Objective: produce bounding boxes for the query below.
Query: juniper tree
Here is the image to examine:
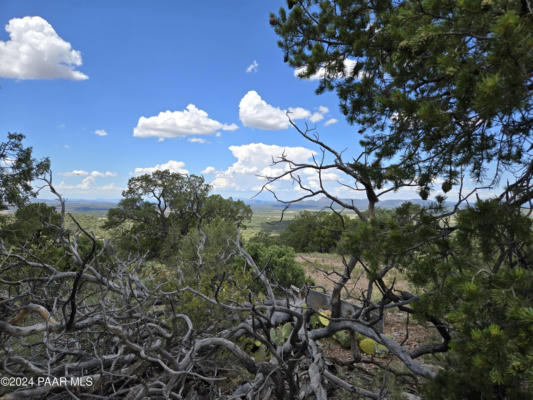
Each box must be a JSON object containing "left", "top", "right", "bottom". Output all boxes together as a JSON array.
[
  {"left": 268, "top": 1, "right": 533, "bottom": 398},
  {"left": 0, "top": 133, "right": 49, "bottom": 210},
  {"left": 271, "top": 0, "right": 532, "bottom": 203},
  {"left": 105, "top": 170, "right": 251, "bottom": 258}
]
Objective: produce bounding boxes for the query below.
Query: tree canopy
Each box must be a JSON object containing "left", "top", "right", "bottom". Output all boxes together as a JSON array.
[
  {"left": 265, "top": 1, "right": 533, "bottom": 398},
  {"left": 0, "top": 133, "right": 49, "bottom": 210},
  {"left": 279, "top": 210, "right": 347, "bottom": 252},
  {"left": 272, "top": 0, "right": 532, "bottom": 204},
  {"left": 105, "top": 170, "right": 252, "bottom": 258}
]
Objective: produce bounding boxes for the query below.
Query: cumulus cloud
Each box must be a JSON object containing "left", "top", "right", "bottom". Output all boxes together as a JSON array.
[
  {"left": 246, "top": 60, "right": 258, "bottom": 73},
  {"left": 188, "top": 137, "right": 207, "bottom": 144},
  {"left": 57, "top": 170, "right": 117, "bottom": 191},
  {"left": 202, "top": 166, "right": 216, "bottom": 174},
  {"left": 240, "top": 91, "right": 323, "bottom": 130},
  {"left": 0, "top": 16, "right": 88, "bottom": 80},
  {"left": 287, "top": 107, "right": 311, "bottom": 120},
  {"left": 133, "top": 105, "right": 238, "bottom": 139},
  {"left": 324, "top": 118, "right": 338, "bottom": 126},
  {"left": 94, "top": 129, "right": 108, "bottom": 136},
  {"left": 134, "top": 160, "right": 188, "bottom": 176},
  {"left": 60, "top": 170, "right": 116, "bottom": 177},
  {"left": 90, "top": 171, "right": 117, "bottom": 178},
  {"left": 239, "top": 91, "right": 291, "bottom": 130},
  {"left": 238, "top": 92, "right": 333, "bottom": 130},
  {"left": 309, "top": 112, "right": 324, "bottom": 123},
  {"left": 309, "top": 106, "right": 331, "bottom": 123},
  {"left": 294, "top": 59, "right": 357, "bottom": 81},
  {"left": 60, "top": 170, "right": 88, "bottom": 177},
  {"left": 206, "top": 143, "right": 316, "bottom": 192}
]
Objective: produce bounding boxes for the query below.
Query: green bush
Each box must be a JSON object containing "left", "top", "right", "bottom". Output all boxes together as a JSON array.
[
  {"left": 244, "top": 242, "right": 307, "bottom": 290},
  {"left": 279, "top": 211, "right": 347, "bottom": 253}
]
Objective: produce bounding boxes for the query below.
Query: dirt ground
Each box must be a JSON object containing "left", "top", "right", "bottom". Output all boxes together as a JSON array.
[
  {"left": 296, "top": 253, "right": 440, "bottom": 366},
  {"left": 296, "top": 253, "right": 411, "bottom": 299}
]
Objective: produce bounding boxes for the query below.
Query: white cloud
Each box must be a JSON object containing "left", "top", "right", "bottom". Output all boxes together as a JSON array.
[
  {"left": 240, "top": 91, "right": 323, "bottom": 130},
  {"left": 56, "top": 170, "right": 117, "bottom": 192},
  {"left": 308, "top": 106, "right": 331, "bottom": 123},
  {"left": 0, "top": 16, "right": 88, "bottom": 80},
  {"left": 188, "top": 137, "right": 207, "bottom": 144},
  {"left": 239, "top": 91, "right": 290, "bottom": 130},
  {"left": 238, "top": 92, "right": 332, "bottom": 130},
  {"left": 208, "top": 143, "right": 316, "bottom": 192},
  {"left": 134, "top": 160, "right": 188, "bottom": 176},
  {"left": 0, "top": 158, "right": 15, "bottom": 167},
  {"left": 246, "top": 60, "right": 258, "bottom": 73},
  {"left": 204, "top": 143, "right": 356, "bottom": 200},
  {"left": 89, "top": 170, "right": 117, "bottom": 178},
  {"left": 60, "top": 170, "right": 116, "bottom": 178},
  {"left": 287, "top": 107, "right": 311, "bottom": 119},
  {"left": 78, "top": 176, "right": 94, "bottom": 189},
  {"left": 94, "top": 129, "right": 108, "bottom": 136},
  {"left": 309, "top": 112, "right": 324, "bottom": 123},
  {"left": 60, "top": 170, "right": 88, "bottom": 177},
  {"left": 294, "top": 59, "right": 357, "bottom": 81},
  {"left": 133, "top": 104, "right": 238, "bottom": 139},
  {"left": 324, "top": 118, "right": 338, "bottom": 126}
]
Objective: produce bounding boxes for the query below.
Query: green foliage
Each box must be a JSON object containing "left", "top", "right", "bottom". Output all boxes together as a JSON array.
[
  {"left": 105, "top": 170, "right": 251, "bottom": 259},
  {"left": 273, "top": 0, "right": 532, "bottom": 201},
  {"left": 270, "top": 322, "right": 293, "bottom": 346},
  {"left": 279, "top": 211, "right": 347, "bottom": 252},
  {"left": 337, "top": 198, "right": 532, "bottom": 397},
  {"left": 0, "top": 133, "right": 49, "bottom": 210},
  {"left": 244, "top": 242, "right": 307, "bottom": 290},
  {"left": 1, "top": 203, "right": 61, "bottom": 246},
  {"left": 144, "top": 217, "right": 255, "bottom": 332},
  {"left": 333, "top": 329, "right": 351, "bottom": 349},
  {"left": 64, "top": 213, "right": 108, "bottom": 238},
  {"left": 102, "top": 170, "right": 255, "bottom": 333},
  {"left": 420, "top": 201, "right": 533, "bottom": 399},
  {"left": 246, "top": 231, "right": 281, "bottom": 247},
  {"left": 339, "top": 203, "right": 429, "bottom": 277}
]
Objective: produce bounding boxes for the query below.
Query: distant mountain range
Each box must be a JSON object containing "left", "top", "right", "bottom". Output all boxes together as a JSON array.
[
  {"left": 32, "top": 197, "right": 453, "bottom": 214},
  {"left": 244, "top": 197, "right": 454, "bottom": 210},
  {"left": 33, "top": 199, "right": 119, "bottom": 215}
]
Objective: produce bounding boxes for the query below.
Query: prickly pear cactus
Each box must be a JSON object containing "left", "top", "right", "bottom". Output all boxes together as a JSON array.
[{"left": 359, "top": 338, "right": 388, "bottom": 356}]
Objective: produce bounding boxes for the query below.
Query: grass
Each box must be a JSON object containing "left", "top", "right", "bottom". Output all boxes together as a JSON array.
[
  {"left": 242, "top": 208, "right": 301, "bottom": 239},
  {"left": 65, "top": 213, "right": 108, "bottom": 238},
  {"left": 60, "top": 206, "right": 308, "bottom": 241}
]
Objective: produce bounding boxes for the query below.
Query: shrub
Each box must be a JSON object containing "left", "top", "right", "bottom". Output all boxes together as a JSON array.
[
  {"left": 244, "top": 242, "right": 307, "bottom": 290},
  {"left": 279, "top": 211, "right": 347, "bottom": 253}
]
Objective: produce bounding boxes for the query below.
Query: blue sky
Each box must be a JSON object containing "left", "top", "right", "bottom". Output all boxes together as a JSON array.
[
  {"left": 0, "top": 0, "right": 366, "bottom": 200},
  {"left": 0, "top": 1, "right": 493, "bottom": 202}
]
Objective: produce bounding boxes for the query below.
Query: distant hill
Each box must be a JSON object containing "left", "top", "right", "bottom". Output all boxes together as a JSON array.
[
  {"left": 34, "top": 199, "right": 118, "bottom": 216},
  {"left": 244, "top": 197, "right": 454, "bottom": 211},
  {"left": 30, "top": 197, "right": 454, "bottom": 216}
]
